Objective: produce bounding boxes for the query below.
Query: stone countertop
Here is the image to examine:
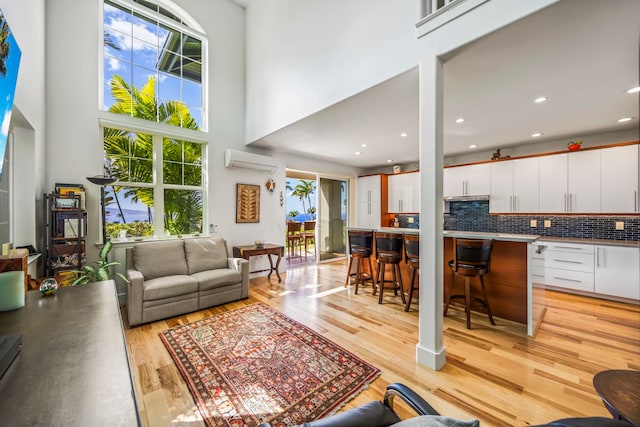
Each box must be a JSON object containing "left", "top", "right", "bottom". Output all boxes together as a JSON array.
[
  {"left": 443, "top": 230, "right": 539, "bottom": 243},
  {"left": 535, "top": 236, "right": 639, "bottom": 248},
  {"left": 349, "top": 227, "right": 638, "bottom": 247}
]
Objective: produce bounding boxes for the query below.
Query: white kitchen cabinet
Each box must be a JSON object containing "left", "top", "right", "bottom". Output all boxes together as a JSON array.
[
  {"left": 539, "top": 154, "right": 568, "bottom": 213},
  {"left": 594, "top": 245, "right": 640, "bottom": 300},
  {"left": 568, "top": 149, "right": 600, "bottom": 212},
  {"left": 356, "top": 174, "right": 381, "bottom": 229},
  {"left": 539, "top": 150, "right": 601, "bottom": 213},
  {"left": 600, "top": 144, "right": 639, "bottom": 213},
  {"left": 490, "top": 158, "right": 539, "bottom": 212},
  {"left": 443, "top": 163, "right": 490, "bottom": 197},
  {"left": 388, "top": 172, "right": 419, "bottom": 213},
  {"left": 536, "top": 241, "right": 594, "bottom": 293}
]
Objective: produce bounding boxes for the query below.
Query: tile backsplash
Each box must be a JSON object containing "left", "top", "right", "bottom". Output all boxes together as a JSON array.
[{"left": 440, "top": 200, "right": 639, "bottom": 241}]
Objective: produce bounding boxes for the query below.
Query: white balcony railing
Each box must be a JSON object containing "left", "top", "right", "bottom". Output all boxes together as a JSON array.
[{"left": 421, "top": 0, "right": 462, "bottom": 19}]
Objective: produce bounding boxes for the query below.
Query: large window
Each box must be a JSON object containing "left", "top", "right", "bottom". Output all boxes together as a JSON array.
[{"left": 100, "top": 0, "right": 207, "bottom": 240}]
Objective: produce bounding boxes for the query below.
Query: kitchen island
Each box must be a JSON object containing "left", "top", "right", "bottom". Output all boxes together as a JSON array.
[{"left": 349, "top": 227, "right": 542, "bottom": 335}]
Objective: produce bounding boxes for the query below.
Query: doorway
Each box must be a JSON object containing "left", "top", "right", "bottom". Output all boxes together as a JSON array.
[{"left": 285, "top": 171, "right": 349, "bottom": 266}]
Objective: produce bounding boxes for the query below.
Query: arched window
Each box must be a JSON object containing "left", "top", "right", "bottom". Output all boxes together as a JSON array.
[{"left": 100, "top": 0, "right": 207, "bottom": 240}]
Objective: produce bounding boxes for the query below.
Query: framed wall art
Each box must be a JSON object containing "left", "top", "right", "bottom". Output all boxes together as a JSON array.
[{"left": 236, "top": 183, "right": 260, "bottom": 223}]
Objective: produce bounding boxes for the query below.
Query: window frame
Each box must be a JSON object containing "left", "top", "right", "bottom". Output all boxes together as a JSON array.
[
  {"left": 99, "top": 0, "right": 209, "bottom": 131},
  {"left": 98, "top": 0, "right": 208, "bottom": 242},
  {"left": 100, "top": 116, "right": 208, "bottom": 240}
]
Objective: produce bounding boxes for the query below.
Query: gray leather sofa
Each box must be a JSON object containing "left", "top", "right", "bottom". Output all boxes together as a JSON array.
[{"left": 126, "top": 237, "right": 249, "bottom": 326}]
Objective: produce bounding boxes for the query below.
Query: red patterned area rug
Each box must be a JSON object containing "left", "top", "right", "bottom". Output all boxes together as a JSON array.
[{"left": 159, "top": 302, "right": 381, "bottom": 427}]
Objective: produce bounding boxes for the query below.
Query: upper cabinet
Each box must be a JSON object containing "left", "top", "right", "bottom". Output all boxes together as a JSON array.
[
  {"left": 490, "top": 157, "right": 539, "bottom": 213},
  {"left": 600, "top": 144, "right": 639, "bottom": 213},
  {"left": 388, "top": 172, "right": 420, "bottom": 213},
  {"left": 356, "top": 174, "right": 382, "bottom": 229},
  {"left": 443, "top": 163, "right": 490, "bottom": 197},
  {"left": 538, "top": 145, "right": 638, "bottom": 213},
  {"left": 539, "top": 153, "right": 569, "bottom": 213},
  {"left": 567, "top": 149, "right": 601, "bottom": 212}
]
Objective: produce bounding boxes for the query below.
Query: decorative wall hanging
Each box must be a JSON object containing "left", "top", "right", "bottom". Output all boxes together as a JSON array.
[
  {"left": 236, "top": 183, "right": 260, "bottom": 223},
  {"left": 265, "top": 178, "right": 275, "bottom": 193}
]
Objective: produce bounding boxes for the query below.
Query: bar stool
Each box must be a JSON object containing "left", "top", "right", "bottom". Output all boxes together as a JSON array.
[
  {"left": 403, "top": 233, "right": 419, "bottom": 312},
  {"left": 344, "top": 230, "right": 375, "bottom": 294},
  {"left": 373, "top": 232, "right": 406, "bottom": 305},
  {"left": 444, "top": 238, "right": 496, "bottom": 329}
]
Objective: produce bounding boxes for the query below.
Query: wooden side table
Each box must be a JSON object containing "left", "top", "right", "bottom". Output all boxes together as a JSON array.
[
  {"left": 233, "top": 244, "right": 284, "bottom": 282},
  {"left": 593, "top": 369, "right": 640, "bottom": 426}
]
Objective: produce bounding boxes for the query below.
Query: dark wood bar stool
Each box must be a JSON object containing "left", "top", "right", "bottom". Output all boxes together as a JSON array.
[
  {"left": 445, "top": 238, "right": 496, "bottom": 329},
  {"left": 344, "top": 230, "right": 375, "bottom": 293},
  {"left": 403, "top": 234, "right": 420, "bottom": 312},
  {"left": 373, "top": 232, "right": 406, "bottom": 305}
]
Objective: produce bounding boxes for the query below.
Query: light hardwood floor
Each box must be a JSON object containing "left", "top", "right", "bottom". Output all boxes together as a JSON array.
[{"left": 123, "top": 260, "right": 640, "bottom": 427}]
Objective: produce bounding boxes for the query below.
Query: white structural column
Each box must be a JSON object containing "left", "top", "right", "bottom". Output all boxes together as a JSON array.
[{"left": 416, "top": 52, "right": 446, "bottom": 370}]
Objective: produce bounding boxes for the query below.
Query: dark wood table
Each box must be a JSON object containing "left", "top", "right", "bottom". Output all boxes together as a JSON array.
[
  {"left": 233, "top": 244, "right": 284, "bottom": 282},
  {"left": 593, "top": 369, "right": 640, "bottom": 426},
  {"left": 0, "top": 280, "right": 140, "bottom": 426}
]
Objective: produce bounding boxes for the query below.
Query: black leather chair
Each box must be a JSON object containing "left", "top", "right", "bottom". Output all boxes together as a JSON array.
[{"left": 257, "top": 383, "right": 633, "bottom": 427}]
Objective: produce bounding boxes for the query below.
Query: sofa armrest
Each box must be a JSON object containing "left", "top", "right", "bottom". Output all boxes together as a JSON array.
[
  {"left": 229, "top": 257, "right": 249, "bottom": 298},
  {"left": 126, "top": 269, "right": 145, "bottom": 327}
]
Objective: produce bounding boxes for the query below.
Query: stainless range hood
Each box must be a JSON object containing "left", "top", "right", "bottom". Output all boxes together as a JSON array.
[{"left": 443, "top": 195, "right": 490, "bottom": 202}]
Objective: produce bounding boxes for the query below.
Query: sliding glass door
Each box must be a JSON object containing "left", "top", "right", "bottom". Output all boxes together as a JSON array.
[{"left": 318, "top": 177, "right": 347, "bottom": 261}]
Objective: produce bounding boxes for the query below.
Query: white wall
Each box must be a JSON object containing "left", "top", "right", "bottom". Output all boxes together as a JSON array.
[
  {"left": 244, "top": 0, "right": 421, "bottom": 143},
  {"left": 42, "top": 0, "right": 266, "bottom": 297}
]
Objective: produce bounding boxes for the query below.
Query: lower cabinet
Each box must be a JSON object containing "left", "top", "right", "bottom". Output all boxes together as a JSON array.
[
  {"left": 536, "top": 241, "right": 639, "bottom": 301},
  {"left": 594, "top": 245, "right": 640, "bottom": 300},
  {"left": 539, "top": 242, "right": 595, "bottom": 292}
]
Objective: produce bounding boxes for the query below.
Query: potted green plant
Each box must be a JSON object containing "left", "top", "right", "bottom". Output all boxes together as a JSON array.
[{"left": 71, "top": 240, "right": 128, "bottom": 285}]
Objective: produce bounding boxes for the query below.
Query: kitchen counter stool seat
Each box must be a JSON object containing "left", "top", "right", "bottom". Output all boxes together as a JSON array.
[
  {"left": 374, "top": 232, "right": 406, "bottom": 305},
  {"left": 345, "top": 230, "right": 375, "bottom": 293},
  {"left": 403, "top": 234, "right": 420, "bottom": 312},
  {"left": 445, "top": 238, "right": 495, "bottom": 329}
]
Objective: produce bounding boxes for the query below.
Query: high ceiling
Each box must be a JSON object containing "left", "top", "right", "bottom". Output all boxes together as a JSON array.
[{"left": 247, "top": 0, "right": 639, "bottom": 169}]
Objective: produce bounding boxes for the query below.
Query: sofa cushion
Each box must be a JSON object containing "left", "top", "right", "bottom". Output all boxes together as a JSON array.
[
  {"left": 192, "top": 268, "right": 242, "bottom": 291},
  {"left": 143, "top": 275, "right": 198, "bottom": 301},
  {"left": 184, "top": 237, "right": 229, "bottom": 274},
  {"left": 133, "top": 240, "right": 188, "bottom": 280}
]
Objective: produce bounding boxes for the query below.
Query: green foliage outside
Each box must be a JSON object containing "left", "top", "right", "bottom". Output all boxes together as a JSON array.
[{"left": 103, "top": 75, "right": 203, "bottom": 238}]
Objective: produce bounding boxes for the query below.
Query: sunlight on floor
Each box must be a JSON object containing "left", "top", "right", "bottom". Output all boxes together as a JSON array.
[{"left": 307, "top": 286, "right": 348, "bottom": 299}]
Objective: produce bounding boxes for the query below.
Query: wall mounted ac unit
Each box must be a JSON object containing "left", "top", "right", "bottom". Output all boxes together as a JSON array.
[{"left": 224, "top": 149, "right": 277, "bottom": 173}]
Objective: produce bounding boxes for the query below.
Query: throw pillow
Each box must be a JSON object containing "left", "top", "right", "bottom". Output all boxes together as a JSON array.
[
  {"left": 392, "top": 416, "right": 479, "bottom": 427},
  {"left": 184, "top": 237, "right": 229, "bottom": 274}
]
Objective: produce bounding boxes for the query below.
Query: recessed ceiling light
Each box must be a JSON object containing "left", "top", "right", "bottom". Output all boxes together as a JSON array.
[
  {"left": 400, "top": 133, "right": 408, "bottom": 137},
  {"left": 386, "top": 159, "right": 393, "bottom": 163},
  {"left": 534, "top": 97, "right": 548, "bottom": 103},
  {"left": 355, "top": 151, "right": 361, "bottom": 155},
  {"left": 617, "top": 117, "right": 633, "bottom": 123},
  {"left": 456, "top": 118, "right": 464, "bottom": 123},
  {"left": 626, "top": 86, "right": 640, "bottom": 94},
  {"left": 361, "top": 144, "right": 367, "bottom": 147},
  {"left": 469, "top": 144, "right": 478, "bottom": 149},
  {"left": 531, "top": 133, "right": 543, "bottom": 137}
]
